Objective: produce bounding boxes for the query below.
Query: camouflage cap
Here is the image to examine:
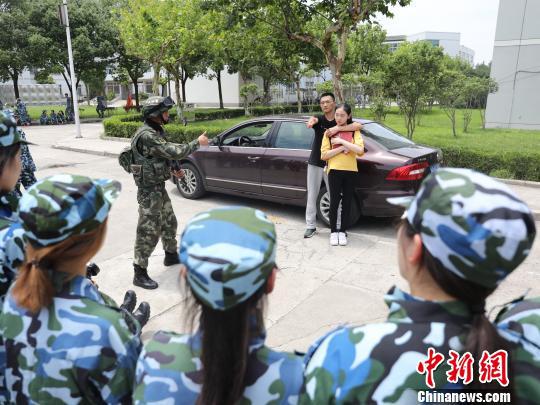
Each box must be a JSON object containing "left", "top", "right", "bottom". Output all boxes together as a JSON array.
[
  {"left": 179, "top": 206, "right": 276, "bottom": 311},
  {"left": 18, "top": 174, "right": 121, "bottom": 248},
  {"left": 0, "top": 111, "right": 32, "bottom": 147},
  {"left": 388, "top": 168, "right": 536, "bottom": 288}
]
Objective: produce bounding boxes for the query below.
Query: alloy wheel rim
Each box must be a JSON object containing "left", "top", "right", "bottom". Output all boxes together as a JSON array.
[
  {"left": 320, "top": 191, "right": 331, "bottom": 222},
  {"left": 178, "top": 169, "right": 197, "bottom": 195}
]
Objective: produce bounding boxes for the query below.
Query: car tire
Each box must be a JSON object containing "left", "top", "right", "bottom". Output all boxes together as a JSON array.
[
  {"left": 316, "top": 186, "right": 361, "bottom": 228},
  {"left": 176, "top": 162, "right": 206, "bottom": 199}
]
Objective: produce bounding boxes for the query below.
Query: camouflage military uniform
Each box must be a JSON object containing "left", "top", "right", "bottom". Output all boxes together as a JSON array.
[
  {"left": 496, "top": 297, "right": 540, "bottom": 404},
  {"left": 0, "top": 174, "right": 142, "bottom": 403},
  {"left": 15, "top": 99, "right": 30, "bottom": 125},
  {"left": 302, "top": 168, "right": 538, "bottom": 404},
  {"left": 132, "top": 120, "right": 198, "bottom": 269},
  {"left": 16, "top": 129, "right": 37, "bottom": 194},
  {"left": 134, "top": 206, "right": 305, "bottom": 404}
]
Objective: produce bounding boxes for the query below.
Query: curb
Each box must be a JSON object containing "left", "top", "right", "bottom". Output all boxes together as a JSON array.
[
  {"left": 497, "top": 178, "right": 540, "bottom": 189},
  {"left": 51, "top": 144, "right": 121, "bottom": 158}
]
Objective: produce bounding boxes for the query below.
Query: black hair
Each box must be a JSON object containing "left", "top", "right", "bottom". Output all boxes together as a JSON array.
[
  {"left": 400, "top": 219, "right": 514, "bottom": 393},
  {"left": 185, "top": 281, "right": 268, "bottom": 405},
  {"left": 0, "top": 143, "right": 21, "bottom": 175},
  {"left": 319, "top": 92, "right": 335, "bottom": 101},
  {"left": 335, "top": 103, "right": 352, "bottom": 116}
]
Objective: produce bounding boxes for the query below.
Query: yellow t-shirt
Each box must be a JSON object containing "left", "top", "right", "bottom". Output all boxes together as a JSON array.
[{"left": 321, "top": 130, "right": 364, "bottom": 172}]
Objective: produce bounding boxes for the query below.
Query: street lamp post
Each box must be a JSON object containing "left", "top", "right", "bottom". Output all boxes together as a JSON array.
[{"left": 59, "top": 0, "right": 81, "bottom": 138}]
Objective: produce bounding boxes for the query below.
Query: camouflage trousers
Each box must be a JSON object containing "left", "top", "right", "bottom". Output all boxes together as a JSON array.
[{"left": 134, "top": 184, "right": 178, "bottom": 268}]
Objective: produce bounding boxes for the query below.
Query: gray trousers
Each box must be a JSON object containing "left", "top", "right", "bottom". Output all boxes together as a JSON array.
[{"left": 305, "top": 164, "right": 340, "bottom": 229}]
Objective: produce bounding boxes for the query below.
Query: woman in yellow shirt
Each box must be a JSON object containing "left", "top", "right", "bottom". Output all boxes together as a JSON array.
[{"left": 321, "top": 103, "right": 364, "bottom": 246}]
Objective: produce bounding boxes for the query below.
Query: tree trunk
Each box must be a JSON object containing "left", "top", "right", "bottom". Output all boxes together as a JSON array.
[
  {"left": 152, "top": 62, "right": 160, "bottom": 95},
  {"left": 85, "top": 83, "right": 90, "bottom": 105},
  {"left": 327, "top": 60, "right": 345, "bottom": 103},
  {"left": 11, "top": 71, "right": 20, "bottom": 99},
  {"left": 480, "top": 109, "right": 486, "bottom": 129},
  {"left": 174, "top": 74, "right": 185, "bottom": 123},
  {"left": 132, "top": 78, "right": 140, "bottom": 110},
  {"left": 295, "top": 78, "right": 302, "bottom": 113},
  {"left": 181, "top": 67, "right": 188, "bottom": 103},
  {"left": 217, "top": 70, "right": 224, "bottom": 109},
  {"left": 262, "top": 78, "right": 271, "bottom": 105}
]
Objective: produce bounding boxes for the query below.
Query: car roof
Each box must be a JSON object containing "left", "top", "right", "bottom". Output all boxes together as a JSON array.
[{"left": 247, "top": 114, "right": 374, "bottom": 125}]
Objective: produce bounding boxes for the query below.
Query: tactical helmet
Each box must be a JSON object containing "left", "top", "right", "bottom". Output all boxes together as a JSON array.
[{"left": 142, "top": 96, "right": 175, "bottom": 119}]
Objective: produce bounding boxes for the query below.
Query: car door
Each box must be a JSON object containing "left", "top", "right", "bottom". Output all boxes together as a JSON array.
[
  {"left": 260, "top": 120, "right": 313, "bottom": 200},
  {"left": 201, "top": 121, "right": 274, "bottom": 194}
]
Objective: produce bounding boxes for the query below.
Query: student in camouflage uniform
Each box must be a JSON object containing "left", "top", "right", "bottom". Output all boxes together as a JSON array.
[
  {"left": 302, "top": 168, "right": 538, "bottom": 404},
  {"left": 39, "top": 109, "right": 49, "bottom": 125},
  {"left": 134, "top": 206, "right": 304, "bottom": 404},
  {"left": 131, "top": 95, "right": 208, "bottom": 289},
  {"left": 13, "top": 128, "right": 37, "bottom": 196},
  {"left": 15, "top": 98, "right": 30, "bottom": 126},
  {"left": 0, "top": 112, "right": 28, "bottom": 402},
  {"left": 0, "top": 174, "right": 142, "bottom": 403}
]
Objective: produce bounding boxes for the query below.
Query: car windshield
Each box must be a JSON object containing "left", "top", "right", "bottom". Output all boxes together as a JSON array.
[{"left": 361, "top": 122, "right": 415, "bottom": 150}]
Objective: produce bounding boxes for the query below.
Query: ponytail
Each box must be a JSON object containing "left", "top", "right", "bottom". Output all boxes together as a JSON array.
[
  {"left": 13, "top": 221, "right": 107, "bottom": 313},
  {"left": 186, "top": 284, "right": 267, "bottom": 405}
]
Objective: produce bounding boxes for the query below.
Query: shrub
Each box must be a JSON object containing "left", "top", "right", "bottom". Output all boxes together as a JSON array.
[{"left": 440, "top": 146, "right": 540, "bottom": 182}]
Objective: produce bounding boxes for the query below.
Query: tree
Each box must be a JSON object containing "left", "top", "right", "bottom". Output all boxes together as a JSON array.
[
  {"left": 240, "top": 83, "right": 259, "bottom": 115},
  {"left": 385, "top": 41, "right": 444, "bottom": 139},
  {"left": 0, "top": 6, "right": 32, "bottom": 99},
  {"left": 438, "top": 69, "right": 467, "bottom": 137},
  {"left": 343, "top": 23, "right": 389, "bottom": 76},
  {"left": 26, "top": 0, "right": 117, "bottom": 104},
  {"left": 114, "top": 46, "right": 151, "bottom": 110},
  {"left": 210, "top": 0, "right": 411, "bottom": 103}
]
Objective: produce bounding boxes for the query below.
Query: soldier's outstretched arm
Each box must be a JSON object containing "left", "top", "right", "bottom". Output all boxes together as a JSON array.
[{"left": 148, "top": 131, "right": 208, "bottom": 160}]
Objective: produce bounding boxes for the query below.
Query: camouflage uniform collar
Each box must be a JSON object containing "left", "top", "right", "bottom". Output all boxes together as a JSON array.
[
  {"left": 144, "top": 120, "right": 164, "bottom": 135},
  {"left": 385, "top": 286, "right": 473, "bottom": 324},
  {"left": 0, "top": 192, "right": 18, "bottom": 221},
  {"left": 49, "top": 271, "right": 102, "bottom": 303}
]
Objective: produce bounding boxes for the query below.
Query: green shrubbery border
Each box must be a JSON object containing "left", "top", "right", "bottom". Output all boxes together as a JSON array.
[{"left": 104, "top": 114, "right": 540, "bottom": 182}]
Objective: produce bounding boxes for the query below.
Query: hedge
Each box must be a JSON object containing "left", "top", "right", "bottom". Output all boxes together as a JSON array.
[
  {"left": 193, "top": 105, "right": 319, "bottom": 121},
  {"left": 104, "top": 115, "right": 540, "bottom": 182}
]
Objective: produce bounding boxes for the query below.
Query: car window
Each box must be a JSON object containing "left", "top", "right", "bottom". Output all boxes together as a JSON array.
[
  {"left": 222, "top": 122, "right": 273, "bottom": 147},
  {"left": 361, "top": 122, "right": 415, "bottom": 150},
  {"left": 274, "top": 121, "right": 314, "bottom": 150}
]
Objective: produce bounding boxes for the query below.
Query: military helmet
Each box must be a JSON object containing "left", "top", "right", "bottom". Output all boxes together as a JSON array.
[
  {"left": 388, "top": 168, "right": 536, "bottom": 289},
  {"left": 142, "top": 96, "right": 175, "bottom": 119},
  {"left": 179, "top": 206, "right": 277, "bottom": 311}
]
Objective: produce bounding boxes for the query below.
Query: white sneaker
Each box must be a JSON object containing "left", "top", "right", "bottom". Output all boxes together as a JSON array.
[
  {"left": 330, "top": 232, "right": 339, "bottom": 246},
  {"left": 338, "top": 232, "right": 348, "bottom": 246}
]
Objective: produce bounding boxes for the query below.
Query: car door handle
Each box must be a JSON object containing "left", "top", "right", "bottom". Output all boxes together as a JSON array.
[{"left": 248, "top": 156, "right": 260, "bottom": 161}]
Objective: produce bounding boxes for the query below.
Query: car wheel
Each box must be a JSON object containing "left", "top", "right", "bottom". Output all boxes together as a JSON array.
[
  {"left": 316, "top": 186, "right": 361, "bottom": 228},
  {"left": 176, "top": 162, "right": 205, "bottom": 199}
]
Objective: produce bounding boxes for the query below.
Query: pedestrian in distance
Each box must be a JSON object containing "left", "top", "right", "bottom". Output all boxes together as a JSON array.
[
  {"left": 134, "top": 206, "right": 304, "bottom": 405},
  {"left": 0, "top": 112, "right": 29, "bottom": 401},
  {"left": 15, "top": 98, "right": 30, "bottom": 126},
  {"left": 57, "top": 110, "right": 65, "bottom": 124},
  {"left": 320, "top": 103, "right": 364, "bottom": 246},
  {"left": 301, "top": 168, "right": 539, "bottom": 404},
  {"left": 304, "top": 92, "right": 361, "bottom": 239},
  {"left": 124, "top": 95, "right": 208, "bottom": 290},
  {"left": 13, "top": 128, "right": 37, "bottom": 196},
  {"left": 0, "top": 174, "right": 143, "bottom": 403},
  {"left": 39, "top": 110, "right": 49, "bottom": 125},
  {"left": 97, "top": 95, "right": 106, "bottom": 118},
  {"left": 49, "top": 109, "right": 58, "bottom": 125}
]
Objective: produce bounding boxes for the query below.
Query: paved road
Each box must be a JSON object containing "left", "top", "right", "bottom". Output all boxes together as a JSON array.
[{"left": 22, "top": 124, "right": 540, "bottom": 352}]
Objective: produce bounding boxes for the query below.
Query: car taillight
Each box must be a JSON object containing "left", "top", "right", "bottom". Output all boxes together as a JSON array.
[{"left": 386, "top": 162, "right": 430, "bottom": 181}]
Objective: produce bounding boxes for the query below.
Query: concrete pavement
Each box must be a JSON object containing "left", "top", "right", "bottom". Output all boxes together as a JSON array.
[{"left": 22, "top": 123, "right": 540, "bottom": 351}]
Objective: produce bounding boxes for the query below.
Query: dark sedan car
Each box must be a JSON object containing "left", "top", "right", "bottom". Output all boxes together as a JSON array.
[{"left": 173, "top": 115, "right": 441, "bottom": 226}]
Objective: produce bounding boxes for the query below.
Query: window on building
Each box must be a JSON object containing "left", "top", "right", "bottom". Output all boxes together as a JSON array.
[{"left": 426, "top": 39, "right": 440, "bottom": 47}]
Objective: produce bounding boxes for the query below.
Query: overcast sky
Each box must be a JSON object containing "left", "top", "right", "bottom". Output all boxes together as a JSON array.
[{"left": 375, "top": 0, "right": 500, "bottom": 65}]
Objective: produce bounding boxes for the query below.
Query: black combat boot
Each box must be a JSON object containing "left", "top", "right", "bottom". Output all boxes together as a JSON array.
[
  {"left": 132, "top": 302, "right": 151, "bottom": 329},
  {"left": 119, "top": 290, "right": 137, "bottom": 313},
  {"left": 163, "top": 251, "right": 180, "bottom": 266},
  {"left": 133, "top": 264, "right": 158, "bottom": 290}
]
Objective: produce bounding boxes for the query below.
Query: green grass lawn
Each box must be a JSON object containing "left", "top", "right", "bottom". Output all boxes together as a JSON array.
[{"left": 352, "top": 107, "right": 540, "bottom": 155}]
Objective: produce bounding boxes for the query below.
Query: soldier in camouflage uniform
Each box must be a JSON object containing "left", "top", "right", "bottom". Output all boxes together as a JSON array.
[
  {"left": 0, "top": 112, "right": 28, "bottom": 402},
  {"left": 134, "top": 206, "right": 304, "bottom": 404},
  {"left": 15, "top": 98, "right": 30, "bottom": 126},
  {"left": 131, "top": 95, "right": 208, "bottom": 289},
  {"left": 302, "top": 168, "right": 538, "bottom": 404},
  {"left": 0, "top": 174, "right": 142, "bottom": 403}
]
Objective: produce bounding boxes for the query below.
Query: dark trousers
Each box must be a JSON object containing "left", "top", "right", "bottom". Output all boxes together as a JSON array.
[{"left": 328, "top": 169, "right": 356, "bottom": 233}]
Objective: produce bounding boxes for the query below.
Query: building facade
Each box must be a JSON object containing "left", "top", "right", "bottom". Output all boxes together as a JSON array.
[
  {"left": 485, "top": 0, "right": 540, "bottom": 130},
  {"left": 384, "top": 31, "right": 475, "bottom": 65}
]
